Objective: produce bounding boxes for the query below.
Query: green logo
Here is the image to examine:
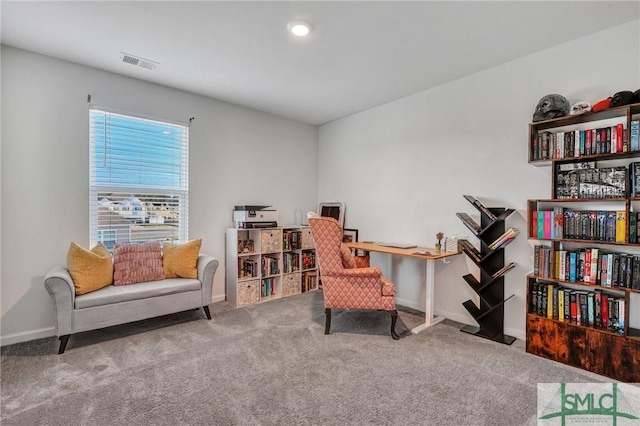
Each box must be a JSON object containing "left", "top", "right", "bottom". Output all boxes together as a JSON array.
[{"left": 539, "top": 383, "right": 639, "bottom": 425}]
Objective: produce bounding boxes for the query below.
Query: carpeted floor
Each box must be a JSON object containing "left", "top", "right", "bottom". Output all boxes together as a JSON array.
[{"left": 1, "top": 290, "right": 609, "bottom": 425}]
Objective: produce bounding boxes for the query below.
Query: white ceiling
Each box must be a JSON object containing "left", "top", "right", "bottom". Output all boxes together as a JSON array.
[{"left": 2, "top": 1, "right": 639, "bottom": 125}]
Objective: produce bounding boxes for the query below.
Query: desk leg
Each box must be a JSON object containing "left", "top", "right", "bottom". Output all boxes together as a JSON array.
[{"left": 411, "top": 258, "right": 445, "bottom": 334}]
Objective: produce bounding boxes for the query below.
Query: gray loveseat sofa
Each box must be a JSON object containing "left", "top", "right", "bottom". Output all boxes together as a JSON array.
[{"left": 44, "top": 254, "right": 219, "bottom": 354}]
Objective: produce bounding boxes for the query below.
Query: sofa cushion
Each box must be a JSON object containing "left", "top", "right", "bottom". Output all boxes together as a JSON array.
[
  {"left": 113, "top": 241, "right": 164, "bottom": 285},
  {"left": 163, "top": 239, "right": 202, "bottom": 278},
  {"left": 67, "top": 242, "right": 113, "bottom": 295},
  {"left": 75, "top": 278, "right": 201, "bottom": 309}
]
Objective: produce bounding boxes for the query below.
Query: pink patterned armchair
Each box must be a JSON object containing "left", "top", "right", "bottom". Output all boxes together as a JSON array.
[{"left": 308, "top": 216, "right": 399, "bottom": 339}]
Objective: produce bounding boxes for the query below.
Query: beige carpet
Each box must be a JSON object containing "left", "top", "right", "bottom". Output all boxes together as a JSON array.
[{"left": 1, "top": 290, "right": 608, "bottom": 425}]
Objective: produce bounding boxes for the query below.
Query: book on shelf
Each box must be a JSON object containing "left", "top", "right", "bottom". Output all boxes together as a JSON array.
[
  {"left": 555, "top": 162, "right": 595, "bottom": 199},
  {"left": 492, "top": 262, "right": 516, "bottom": 279},
  {"left": 555, "top": 163, "right": 627, "bottom": 200},
  {"left": 533, "top": 244, "right": 640, "bottom": 290},
  {"left": 488, "top": 228, "right": 518, "bottom": 250},
  {"left": 456, "top": 212, "right": 481, "bottom": 233},
  {"left": 629, "top": 162, "right": 640, "bottom": 197},
  {"left": 530, "top": 281, "right": 625, "bottom": 334},
  {"left": 533, "top": 124, "right": 635, "bottom": 162},
  {"left": 459, "top": 239, "right": 481, "bottom": 262},
  {"left": 534, "top": 207, "right": 628, "bottom": 241},
  {"left": 463, "top": 195, "right": 498, "bottom": 221},
  {"left": 631, "top": 120, "right": 640, "bottom": 151}
]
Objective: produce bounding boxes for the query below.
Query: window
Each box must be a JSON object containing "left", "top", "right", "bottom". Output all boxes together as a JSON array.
[{"left": 89, "top": 109, "right": 189, "bottom": 249}]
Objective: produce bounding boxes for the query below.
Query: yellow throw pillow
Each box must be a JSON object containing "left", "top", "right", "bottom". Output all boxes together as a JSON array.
[
  {"left": 163, "top": 239, "right": 202, "bottom": 279},
  {"left": 67, "top": 242, "right": 113, "bottom": 295}
]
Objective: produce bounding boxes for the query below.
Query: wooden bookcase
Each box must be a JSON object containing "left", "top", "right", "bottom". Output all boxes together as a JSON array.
[
  {"left": 226, "top": 226, "right": 318, "bottom": 307},
  {"left": 457, "top": 195, "right": 517, "bottom": 345},
  {"left": 526, "top": 102, "right": 640, "bottom": 382}
]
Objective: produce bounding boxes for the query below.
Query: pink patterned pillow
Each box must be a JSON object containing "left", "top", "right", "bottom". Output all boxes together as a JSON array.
[
  {"left": 340, "top": 243, "right": 357, "bottom": 269},
  {"left": 113, "top": 241, "right": 164, "bottom": 285}
]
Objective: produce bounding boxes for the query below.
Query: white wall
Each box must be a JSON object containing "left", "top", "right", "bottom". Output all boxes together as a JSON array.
[
  {"left": 318, "top": 20, "right": 640, "bottom": 340},
  {"left": 0, "top": 46, "right": 318, "bottom": 345}
]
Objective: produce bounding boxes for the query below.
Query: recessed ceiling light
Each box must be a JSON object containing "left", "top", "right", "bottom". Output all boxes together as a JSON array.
[{"left": 287, "top": 20, "right": 312, "bottom": 37}]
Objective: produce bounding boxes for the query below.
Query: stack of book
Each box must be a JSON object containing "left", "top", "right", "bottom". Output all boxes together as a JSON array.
[
  {"left": 555, "top": 164, "right": 626, "bottom": 200},
  {"left": 283, "top": 230, "right": 302, "bottom": 250},
  {"left": 261, "top": 255, "right": 280, "bottom": 276},
  {"left": 302, "top": 270, "right": 317, "bottom": 292},
  {"left": 456, "top": 212, "right": 481, "bottom": 234},
  {"left": 488, "top": 228, "right": 518, "bottom": 250},
  {"left": 532, "top": 122, "right": 640, "bottom": 161},
  {"left": 532, "top": 208, "right": 626, "bottom": 243},
  {"left": 493, "top": 262, "right": 516, "bottom": 279},
  {"left": 238, "top": 258, "right": 258, "bottom": 278},
  {"left": 458, "top": 239, "right": 481, "bottom": 263},
  {"left": 533, "top": 245, "right": 640, "bottom": 289},
  {"left": 261, "top": 278, "right": 276, "bottom": 297},
  {"left": 529, "top": 282, "right": 624, "bottom": 334},
  {"left": 283, "top": 252, "right": 300, "bottom": 273},
  {"left": 463, "top": 195, "right": 497, "bottom": 220}
]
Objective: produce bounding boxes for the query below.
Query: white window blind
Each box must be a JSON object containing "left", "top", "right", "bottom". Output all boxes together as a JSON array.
[{"left": 89, "top": 109, "right": 189, "bottom": 249}]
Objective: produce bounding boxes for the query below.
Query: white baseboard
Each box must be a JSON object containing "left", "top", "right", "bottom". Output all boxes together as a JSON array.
[
  {"left": 1, "top": 326, "right": 55, "bottom": 347},
  {"left": 504, "top": 327, "right": 525, "bottom": 341},
  {"left": 211, "top": 294, "right": 226, "bottom": 303},
  {"left": 395, "top": 297, "right": 422, "bottom": 312},
  {"left": 434, "top": 308, "right": 475, "bottom": 326}
]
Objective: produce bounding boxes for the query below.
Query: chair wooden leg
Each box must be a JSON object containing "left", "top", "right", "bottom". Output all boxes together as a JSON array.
[
  {"left": 203, "top": 306, "right": 212, "bottom": 320},
  {"left": 58, "top": 335, "right": 70, "bottom": 354},
  {"left": 325, "top": 308, "right": 331, "bottom": 335},
  {"left": 389, "top": 310, "right": 399, "bottom": 340}
]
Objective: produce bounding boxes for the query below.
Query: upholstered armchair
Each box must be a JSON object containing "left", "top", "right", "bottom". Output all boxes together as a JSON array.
[{"left": 308, "top": 216, "right": 399, "bottom": 339}]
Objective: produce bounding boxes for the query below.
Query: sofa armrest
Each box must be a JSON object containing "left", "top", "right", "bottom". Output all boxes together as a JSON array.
[
  {"left": 197, "top": 254, "right": 219, "bottom": 307},
  {"left": 43, "top": 267, "right": 76, "bottom": 336}
]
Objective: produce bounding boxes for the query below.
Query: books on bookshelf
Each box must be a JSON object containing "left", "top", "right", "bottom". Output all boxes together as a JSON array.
[
  {"left": 488, "top": 228, "right": 518, "bottom": 250},
  {"left": 532, "top": 208, "right": 626, "bottom": 242},
  {"left": 456, "top": 212, "right": 481, "bottom": 234},
  {"left": 261, "top": 278, "right": 276, "bottom": 297},
  {"left": 555, "top": 163, "right": 626, "bottom": 199},
  {"left": 531, "top": 123, "right": 632, "bottom": 161},
  {"left": 283, "top": 252, "right": 300, "bottom": 273},
  {"left": 282, "top": 230, "right": 302, "bottom": 250},
  {"left": 631, "top": 120, "right": 640, "bottom": 151},
  {"left": 533, "top": 245, "right": 640, "bottom": 289},
  {"left": 238, "top": 258, "right": 258, "bottom": 279},
  {"left": 261, "top": 255, "right": 279, "bottom": 277},
  {"left": 492, "top": 262, "right": 516, "bottom": 279},
  {"left": 463, "top": 195, "right": 498, "bottom": 221},
  {"left": 529, "top": 281, "right": 625, "bottom": 334},
  {"left": 555, "top": 162, "right": 596, "bottom": 199},
  {"left": 301, "top": 250, "right": 316, "bottom": 270},
  {"left": 458, "top": 239, "right": 481, "bottom": 262},
  {"left": 302, "top": 270, "right": 317, "bottom": 292}
]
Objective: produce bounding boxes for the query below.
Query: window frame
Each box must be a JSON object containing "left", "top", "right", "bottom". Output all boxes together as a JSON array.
[{"left": 89, "top": 108, "right": 189, "bottom": 249}]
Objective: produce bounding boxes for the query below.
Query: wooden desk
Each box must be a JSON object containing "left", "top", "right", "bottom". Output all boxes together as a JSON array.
[{"left": 345, "top": 242, "right": 459, "bottom": 334}]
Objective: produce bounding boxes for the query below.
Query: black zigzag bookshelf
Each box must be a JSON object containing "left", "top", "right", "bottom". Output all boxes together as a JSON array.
[{"left": 457, "top": 195, "right": 517, "bottom": 345}]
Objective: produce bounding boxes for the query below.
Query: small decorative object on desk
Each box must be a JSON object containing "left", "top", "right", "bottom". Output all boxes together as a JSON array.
[
  {"left": 435, "top": 232, "right": 444, "bottom": 254},
  {"left": 444, "top": 235, "right": 458, "bottom": 253}
]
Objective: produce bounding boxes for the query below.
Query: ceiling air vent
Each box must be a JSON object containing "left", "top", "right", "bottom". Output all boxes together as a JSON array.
[{"left": 119, "top": 52, "right": 159, "bottom": 70}]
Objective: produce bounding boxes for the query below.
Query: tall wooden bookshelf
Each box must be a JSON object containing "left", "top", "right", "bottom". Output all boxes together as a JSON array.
[
  {"left": 226, "top": 226, "right": 318, "bottom": 307},
  {"left": 457, "top": 195, "right": 517, "bottom": 345},
  {"left": 527, "top": 102, "right": 640, "bottom": 382}
]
